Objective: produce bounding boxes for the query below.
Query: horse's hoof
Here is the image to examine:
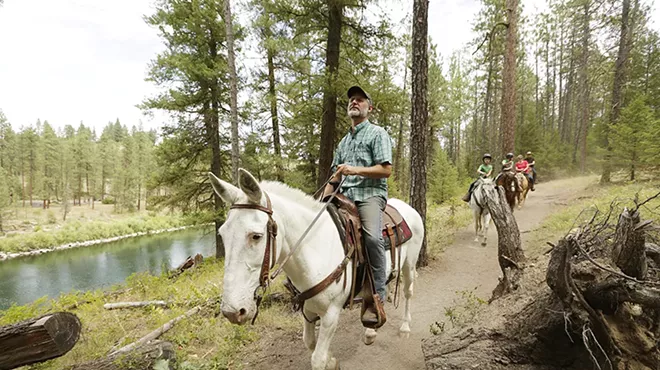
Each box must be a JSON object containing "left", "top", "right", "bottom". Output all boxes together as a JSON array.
[
  {"left": 327, "top": 357, "right": 339, "bottom": 370},
  {"left": 399, "top": 329, "right": 411, "bottom": 339},
  {"left": 363, "top": 328, "right": 377, "bottom": 345},
  {"left": 481, "top": 242, "right": 487, "bottom": 247}
]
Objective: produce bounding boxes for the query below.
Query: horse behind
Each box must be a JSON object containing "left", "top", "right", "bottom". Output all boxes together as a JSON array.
[
  {"left": 469, "top": 178, "right": 492, "bottom": 246},
  {"left": 515, "top": 173, "right": 530, "bottom": 209},
  {"left": 209, "top": 169, "right": 425, "bottom": 370}
]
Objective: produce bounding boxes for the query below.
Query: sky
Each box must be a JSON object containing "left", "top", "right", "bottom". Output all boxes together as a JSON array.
[{"left": 0, "top": 0, "right": 657, "bottom": 134}]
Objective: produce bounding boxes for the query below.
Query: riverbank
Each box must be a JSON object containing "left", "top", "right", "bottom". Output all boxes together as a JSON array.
[
  {"left": 0, "top": 202, "right": 213, "bottom": 258},
  {"left": 0, "top": 224, "right": 203, "bottom": 261}
]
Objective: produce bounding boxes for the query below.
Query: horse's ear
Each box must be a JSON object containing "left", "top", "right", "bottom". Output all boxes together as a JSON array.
[
  {"left": 208, "top": 172, "right": 242, "bottom": 205},
  {"left": 238, "top": 168, "right": 262, "bottom": 204}
]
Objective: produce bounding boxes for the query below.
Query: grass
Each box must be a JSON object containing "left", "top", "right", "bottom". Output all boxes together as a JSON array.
[
  {"left": 0, "top": 258, "right": 299, "bottom": 370},
  {"left": 426, "top": 198, "right": 473, "bottom": 258},
  {"left": 526, "top": 177, "right": 660, "bottom": 258}
]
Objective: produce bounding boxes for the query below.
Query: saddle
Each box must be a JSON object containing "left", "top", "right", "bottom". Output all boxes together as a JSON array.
[{"left": 326, "top": 194, "right": 413, "bottom": 328}]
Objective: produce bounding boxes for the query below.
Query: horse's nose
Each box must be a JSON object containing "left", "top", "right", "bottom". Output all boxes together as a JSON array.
[{"left": 222, "top": 307, "right": 248, "bottom": 324}]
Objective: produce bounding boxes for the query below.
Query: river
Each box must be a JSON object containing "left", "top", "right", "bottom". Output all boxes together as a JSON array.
[{"left": 0, "top": 226, "right": 216, "bottom": 310}]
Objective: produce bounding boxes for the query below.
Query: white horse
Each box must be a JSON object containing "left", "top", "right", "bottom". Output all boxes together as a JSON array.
[
  {"left": 210, "top": 169, "right": 424, "bottom": 370},
  {"left": 469, "top": 178, "right": 492, "bottom": 246}
]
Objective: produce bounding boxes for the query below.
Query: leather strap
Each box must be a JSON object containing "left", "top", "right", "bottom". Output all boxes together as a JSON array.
[
  {"left": 230, "top": 193, "right": 277, "bottom": 288},
  {"left": 384, "top": 210, "right": 402, "bottom": 308},
  {"left": 292, "top": 250, "right": 353, "bottom": 306}
]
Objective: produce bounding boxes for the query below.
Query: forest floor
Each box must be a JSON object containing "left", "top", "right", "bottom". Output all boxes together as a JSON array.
[{"left": 238, "top": 175, "right": 601, "bottom": 370}]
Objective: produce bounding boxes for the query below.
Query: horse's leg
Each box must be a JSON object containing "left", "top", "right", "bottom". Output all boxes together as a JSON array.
[
  {"left": 302, "top": 308, "right": 319, "bottom": 351},
  {"left": 398, "top": 260, "right": 415, "bottom": 338},
  {"left": 473, "top": 208, "right": 481, "bottom": 243},
  {"left": 311, "top": 307, "right": 340, "bottom": 370},
  {"left": 481, "top": 212, "right": 491, "bottom": 246}
]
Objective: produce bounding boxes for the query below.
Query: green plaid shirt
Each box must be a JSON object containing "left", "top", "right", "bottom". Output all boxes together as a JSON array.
[{"left": 331, "top": 120, "right": 393, "bottom": 202}]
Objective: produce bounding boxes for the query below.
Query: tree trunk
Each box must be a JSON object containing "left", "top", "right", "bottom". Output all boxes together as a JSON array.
[
  {"left": 266, "top": 43, "right": 283, "bottom": 181},
  {"left": 21, "top": 171, "right": 25, "bottom": 208},
  {"left": 482, "top": 58, "right": 494, "bottom": 154},
  {"left": 483, "top": 185, "right": 525, "bottom": 301},
  {"left": 394, "top": 47, "right": 408, "bottom": 186},
  {"left": 560, "top": 36, "right": 575, "bottom": 145},
  {"left": 410, "top": 0, "right": 429, "bottom": 268},
  {"left": 602, "top": 0, "right": 632, "bottom": 184},
  {"left": 68, "top": 341, "right": 176, "bottom": 370},
  {"left": 578, "top": 2, "right": 591, "bottom": 173},
  {"left": 0, "top": 312, "right": 81, "bottom": 369},
  {"left": 500, "top": 0, "right": 519, "bottom": 155},
  {"left": 317, "top": 0, "right": 343, "bottom": 189},
  {"left": 223, "top": 0, "right": 240, "bottom": 186},
  {"left": 137, "top": 183, "right": 141, "bottom": 211}
]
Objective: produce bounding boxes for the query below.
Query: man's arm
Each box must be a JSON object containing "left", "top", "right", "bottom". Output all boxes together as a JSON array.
[{"left": 338, "top": 163, "right": 392, "bottom": 179}]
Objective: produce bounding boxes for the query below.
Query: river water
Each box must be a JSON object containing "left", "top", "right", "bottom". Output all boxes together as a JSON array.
[{"left": 0, "top": 227, "right": 216, "bottom": 310}]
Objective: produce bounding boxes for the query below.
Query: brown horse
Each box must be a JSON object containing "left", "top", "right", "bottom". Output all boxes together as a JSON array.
[
  {"left": 515, "top": 173, "right": 530, "bottom": 209},
  {"left": 496, "top": 171, "right": 518, "bottom": 211}
]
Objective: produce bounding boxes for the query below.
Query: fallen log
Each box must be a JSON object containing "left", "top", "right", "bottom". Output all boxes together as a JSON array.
[
  {"left": 0, "top": 312, "right": 81, "bottom": 370},
  {"left": 103, "top": 301, "right": 169, "bottom": 310},
  {"left": 109, "top": 306, "right": 201, "bottom": 356},
  {"left": 68, "top": 340, "right": 175, "bottom": 370}
]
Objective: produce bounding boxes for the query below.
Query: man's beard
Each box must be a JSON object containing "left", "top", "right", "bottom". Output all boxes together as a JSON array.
[{"left": 347, "top": 106, "right": 368, "bottom": 118}]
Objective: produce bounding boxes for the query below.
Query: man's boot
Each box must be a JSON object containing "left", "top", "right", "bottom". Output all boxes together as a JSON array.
[
  {"left": 361, "top": 294, "right": 386, "bottom": 329},
  {"left": 361, "top": 269, "right": 386, "bottom": 329}
]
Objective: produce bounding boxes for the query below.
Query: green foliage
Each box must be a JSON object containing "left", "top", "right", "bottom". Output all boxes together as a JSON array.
[
  {"left": 428, "top": 149, "right": 462, "bottom": 205},
  {"left": 611, "top": 96, "right": 659, "bottom": 180}
]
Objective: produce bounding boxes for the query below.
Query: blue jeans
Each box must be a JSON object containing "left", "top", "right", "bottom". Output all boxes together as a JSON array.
[{"left": 356, "top": 196, "right": 387, "bottom": 302}]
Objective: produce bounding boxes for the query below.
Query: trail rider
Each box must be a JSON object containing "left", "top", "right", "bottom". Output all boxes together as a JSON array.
[
  {"left": 525, "top": 151, "right": 536, "bottom": 191},
  {"left": 462, "top": 153, "right": 493, "bottom": 202},
  {"left": 322, "top": 86, "right": 393, "bottom": 327},
  {"left": 515, "top": 155, "right": 532, "bottom": 191},
  {"left": 494, "top": 152, "right": 515, "bottom": 184}
]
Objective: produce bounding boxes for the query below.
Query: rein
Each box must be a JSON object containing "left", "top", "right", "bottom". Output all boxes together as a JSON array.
[{"left": 229, "top": 175, "right": 345, "bottom": 324}]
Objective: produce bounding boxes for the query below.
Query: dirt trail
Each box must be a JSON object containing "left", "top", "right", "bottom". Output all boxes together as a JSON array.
[{"left": 241, "top": 177, "right": 594, "bottom": 370}]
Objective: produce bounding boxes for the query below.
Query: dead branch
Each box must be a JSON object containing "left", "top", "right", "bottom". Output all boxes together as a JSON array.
[
  {"left": 109, "top": 306, "right": 201, "bottom": 356},
  {"left": 103, "top": 301, "right": 169, "bottom": 310},
  {"left": 473, "top": 22, "right": 509, "bottom": 56}
]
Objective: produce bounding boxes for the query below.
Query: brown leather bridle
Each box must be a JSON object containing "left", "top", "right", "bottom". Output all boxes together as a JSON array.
[{"left": 229, "top": 193, "right": 278, "bottom": 323}]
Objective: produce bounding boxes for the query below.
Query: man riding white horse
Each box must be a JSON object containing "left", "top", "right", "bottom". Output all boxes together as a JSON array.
[{"left": 322, "top": 85, "right": 392, "bottom": 328}]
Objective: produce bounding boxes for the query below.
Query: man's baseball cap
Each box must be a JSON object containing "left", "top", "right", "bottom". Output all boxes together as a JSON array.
[{"left": 347, "top": 86, "right": 372, "bottom": 104}]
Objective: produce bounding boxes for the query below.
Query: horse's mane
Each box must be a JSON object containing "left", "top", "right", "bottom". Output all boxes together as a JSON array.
[{"left": 260, "top": 181, "right": 325, "bottom": 211}]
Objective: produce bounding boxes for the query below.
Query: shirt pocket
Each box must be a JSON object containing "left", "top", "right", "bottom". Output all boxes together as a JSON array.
[{"left": 351, "top": 141, "right": 372, "bottom": 167}]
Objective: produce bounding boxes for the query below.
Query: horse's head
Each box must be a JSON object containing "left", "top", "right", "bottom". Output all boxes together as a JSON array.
[{"left": 209, "top": 169, "right": 274, "bottom": 325}]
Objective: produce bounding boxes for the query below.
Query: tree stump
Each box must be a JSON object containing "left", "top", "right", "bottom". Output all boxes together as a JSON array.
[
  {"left": 612, "top": 207, "right": 648, "bottom": 279},
  {"left": 0, "top": 312, "right": 81, "bottom": 370},
  {"left": 423, "top": 195, "right": 660, "bottom": 370},
  {"left": 483, "top": 183, "right": 526, "bottom": 301},
  {"left": 68, "top": 341, "right": 176, "bottom": 370}
]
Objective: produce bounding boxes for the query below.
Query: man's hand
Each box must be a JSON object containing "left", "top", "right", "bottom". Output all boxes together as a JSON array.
[{"left": 336, "top": 164, "right": 359, "bottom": 176}]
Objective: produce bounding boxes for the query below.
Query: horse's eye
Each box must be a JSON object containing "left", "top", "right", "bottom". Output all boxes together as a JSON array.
[{"left": 252, "top": 234, "right": 263, "bottom": 241}]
